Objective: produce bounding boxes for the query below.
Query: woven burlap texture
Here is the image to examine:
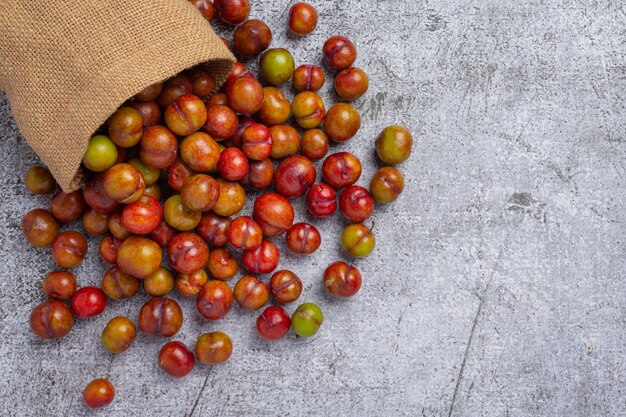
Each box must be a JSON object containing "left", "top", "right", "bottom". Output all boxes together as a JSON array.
[{"left": 0, "top": 0, "right": 235, "bottom": 191}]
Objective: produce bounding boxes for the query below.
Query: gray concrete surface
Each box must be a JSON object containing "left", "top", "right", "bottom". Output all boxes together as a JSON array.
[{"left": 1, "top": 0, "right": 626, "bottom": 416}]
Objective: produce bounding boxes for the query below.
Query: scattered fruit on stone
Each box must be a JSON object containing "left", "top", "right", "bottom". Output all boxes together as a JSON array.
[
  {"left": 140, "top": 125, "right": 178, "bottom": 169},
  {"left": 211, "top": 179, "right": 245, "bottom": 217},
  {"left": 99, "top": 235, "right": 121, "bottom": 264},
  {"left": 163, "top": 194, "right": 202, "bottom": 231},
  {"left": 191, "top": 70, "right": 215, "bottom": 98},
  {"left": 226, "top": 62, "right": 254, "bottom": 84},
  {"left": 149, "top": 220, "right": 177, "bottom": 248},
  {"left": 19, "top": 5, "right": 416, "bottom": 405},
  {"left": 83, "top": 208, "right": 110, "bottom": 236},
  {"left": 100, "top": 208, "right": 126, "bottom": 239},
  {"left": 218, "top": 147, "right": 249, "bottom": 181},
  {"left": 164, "top": 94, "right": 206, "bottom": 136},
  {"left": 130, "top": 99, "right": 163, "bottom": 127},
  {"left": 167, "top": 158, "right": 195, "bottom": 192},
  {"left": 83, "top": 173, "right": 120, "bottom": 213},
  {"left": 206, "top": 92, "right": 229, "bottom": 108},
  {"left": 121, "top": 195, "right": 162, "bottom": 235},
  {"left": 136, "top": 82, "right": 163, "bottom": 102}
]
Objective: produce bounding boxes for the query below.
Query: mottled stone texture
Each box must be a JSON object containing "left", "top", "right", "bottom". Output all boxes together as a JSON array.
[{"left": 1, "top": 1, "right": 625, "bottom": 416}]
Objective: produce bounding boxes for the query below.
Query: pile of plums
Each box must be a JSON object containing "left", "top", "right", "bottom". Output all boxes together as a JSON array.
[{"left": 21, "top": 0, "right": 412, "bottom": 409}]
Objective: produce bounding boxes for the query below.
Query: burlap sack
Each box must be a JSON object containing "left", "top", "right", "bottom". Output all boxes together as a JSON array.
[{"left": 0, "top": 0, "right": 235, "bottom": 191}]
